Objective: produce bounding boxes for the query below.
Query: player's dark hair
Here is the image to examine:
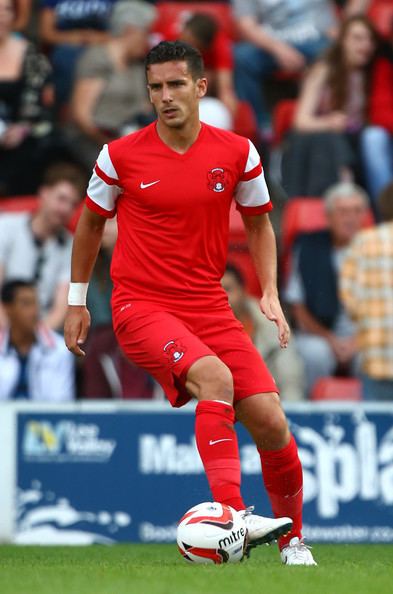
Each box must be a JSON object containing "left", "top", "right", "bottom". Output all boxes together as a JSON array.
[
  {"left": 378, "top": 182, "right": 393, "bottom": 222},
  {"left": 225, "top": 263, "right": 245, "bottom": 287},
  {"left": 145, "top": 41, "right": 204, "bottom": 80},
  {"left": 184, "top": 13, "right": 218, "bottom": 49},
  {"left": 1, "top": 279, "right": 36, "bottom": 304}
]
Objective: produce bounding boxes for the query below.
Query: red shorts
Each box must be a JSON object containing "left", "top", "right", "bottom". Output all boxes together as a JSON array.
[{"left": 113, "top": 301, "right": 277, "bottom": 407}]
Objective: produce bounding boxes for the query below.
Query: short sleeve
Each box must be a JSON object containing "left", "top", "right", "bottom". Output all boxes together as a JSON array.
[
  {"left": 85, "top": 144, "right": 121, "bottom": 218},
  {"left": 234, "top": 140, "right": 272, "bottom": 215}
]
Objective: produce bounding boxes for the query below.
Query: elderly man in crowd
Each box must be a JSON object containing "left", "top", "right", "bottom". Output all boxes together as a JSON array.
[{"left": 284, "top": 182, "right": 369, "bottom": 395}]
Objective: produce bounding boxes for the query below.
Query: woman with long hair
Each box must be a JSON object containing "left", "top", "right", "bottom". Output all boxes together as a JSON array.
[{"left": 282, "top": 15, "right": 378, "bottom": 198}]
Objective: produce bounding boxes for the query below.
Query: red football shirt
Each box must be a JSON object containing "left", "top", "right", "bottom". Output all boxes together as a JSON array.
[{"left": 86, "top": 122, "right": 272, "bottom": 312}]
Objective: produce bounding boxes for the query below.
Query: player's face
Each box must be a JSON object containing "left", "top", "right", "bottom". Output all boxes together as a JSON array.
[
  {"left": 147, "top": 60, "right": 207, "bottom": 128},
  {"left": 327, "top": 194, "right": 367, "bottom": 245}
]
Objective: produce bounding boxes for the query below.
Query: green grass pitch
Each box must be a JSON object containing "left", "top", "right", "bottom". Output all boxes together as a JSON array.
[{"left": 0, "top": 544, "right": 392, "bottom": 594}]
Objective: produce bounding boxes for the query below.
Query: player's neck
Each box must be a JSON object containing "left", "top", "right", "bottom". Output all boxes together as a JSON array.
[{"left": 156, "top": 118, "right": 202, "bottom": 154}]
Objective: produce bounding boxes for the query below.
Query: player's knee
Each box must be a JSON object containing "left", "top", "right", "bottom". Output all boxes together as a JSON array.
[
  {"left": 256, "top": 399, "right": 289, "bottom": 449},
  {"left": 186, "top": 357, "right": 234, "bottom": 404}
]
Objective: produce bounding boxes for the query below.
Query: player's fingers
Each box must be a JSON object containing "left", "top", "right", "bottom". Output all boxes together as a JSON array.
[
  {"left": 278, "top": 319, "right": 290, "bottom": 348},
  {"left": 68, "top": 343, "right": 86, "bottom": 357},
  {"left": 77, "top": 323, "right": 89, "bottom": 346}
]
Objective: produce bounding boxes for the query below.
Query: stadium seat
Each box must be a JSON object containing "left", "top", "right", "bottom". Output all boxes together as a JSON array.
[
  {"left": 272, "top": 99, "right": 297, "bottom": 147},
  {"left": 233, "top": 101, "right": 259, "bottom": 144},
  {"left": 153, "top": 2, "right": 237, "bottom": 40},
  {"left": 368, "top": 0, "right": 393, "bottom": 39},
  {"left": 310, "top": 377, "right": 362, "bottom": 401},
  {"left": 280, "top": 197, "right": 327, "bottom": 279},
  {"left": 0, "top": 195, "right": 38, "bottom": 212}
]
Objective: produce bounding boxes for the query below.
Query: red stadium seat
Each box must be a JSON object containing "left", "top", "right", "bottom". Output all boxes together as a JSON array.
[
  {"left": 153, "top": 2, "right": 237, "bottom": 40},
  {"left": 0, "top": 195, "right": 38, "bottom": 212},
  {"left": 368, "top": 0, "right": 393, "bottom": 39},
  {"left": 310, "top": 377, "right": 362, "bottom": 401},
  {"left": 272, "top": 99, "right": 297, "bottom": 147},
  {"left": 280, "top": 197, "right": 327, "bottom": 278},
  {"left": 233, "top": 101, "right": 259, "bottom": 144}
]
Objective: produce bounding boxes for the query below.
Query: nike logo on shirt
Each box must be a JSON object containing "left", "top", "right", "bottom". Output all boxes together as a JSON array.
[
  {"left": 209, "top": 438, "right": 233, "bottom": 446},
  {"left": 140, "top": 180, "right": 160, "bottom": 189}
]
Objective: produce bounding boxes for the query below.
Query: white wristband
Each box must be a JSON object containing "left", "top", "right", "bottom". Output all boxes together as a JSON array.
[{"left": 68, "top": 282, "right": 89, "bottom": 306}]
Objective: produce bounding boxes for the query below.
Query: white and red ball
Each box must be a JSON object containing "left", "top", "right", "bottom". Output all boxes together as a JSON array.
[{"left": 177, "top": 502, "right": 247, "bottom": 564}]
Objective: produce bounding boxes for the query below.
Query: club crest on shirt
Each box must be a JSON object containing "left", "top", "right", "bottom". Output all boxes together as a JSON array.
[
  {"left": 163, "top": 339, "right": 186, "bottom": 364},
  {"left": 207, "top": 168, "right": 228, "bottom": 193}
]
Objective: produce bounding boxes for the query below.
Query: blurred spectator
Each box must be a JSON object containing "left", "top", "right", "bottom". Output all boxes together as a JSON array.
[
  {"left": 282, "top": 15, "right": 378, "bottom": 197},
  {"left": 0, "top": 279, "right": 75, "bottom": 400},
  {"left": 222, "top": 263, "right": 305, "bottom": 401},
  {"left": 68, "top": 0, "right": 156, "bottom": 170},
  {"left": 284, "top": 182, "right": 368, "bottom": 395},
  {"left": 231, "top": 0, "right": 336, "bottom": 131},
  {"left": 39, "top": 0, "right": 115, "bottom": 107},
  {"left": 156, "top": 12, "right": 238, "bottom": 118},
  {"left": 83, "top": 217, "right": 155, "bottom": 398},
  {"left": 0, "top": 0, "right": 56, "bottom": 196},
  {"left": 340, "top": 182, "right": 393, "bottom": 400},
  {"left": 361, "top": 31, "right": 393, "bottom": 211},
  {"left": 0, "top": 162, "right": 85, "bottom": 330}
]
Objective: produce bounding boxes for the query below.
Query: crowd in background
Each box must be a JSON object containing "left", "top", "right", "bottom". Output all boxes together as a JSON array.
[{"left": 0, "top": 0, "right": 392, "bottom": 402}]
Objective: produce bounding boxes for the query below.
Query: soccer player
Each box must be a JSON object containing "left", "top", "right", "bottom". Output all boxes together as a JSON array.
[{"left": 64, "top": 41, "right": 316, "bottom": 565}]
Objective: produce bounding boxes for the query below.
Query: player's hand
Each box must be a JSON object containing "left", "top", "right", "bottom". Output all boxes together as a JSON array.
[
  {"left": 260, "top": 291, "right": 291, "bottom": 349},
  {"left": 272, "top": 42, "right": 306, "bottom": 72},
  {"left": 64, "top": 305, "right": 91, "bottom": 357}
]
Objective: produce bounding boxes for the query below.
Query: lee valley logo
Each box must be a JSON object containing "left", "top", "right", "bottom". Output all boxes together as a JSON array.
[{"left": 22, "top": 420, "right": 116, "bottom": 462}]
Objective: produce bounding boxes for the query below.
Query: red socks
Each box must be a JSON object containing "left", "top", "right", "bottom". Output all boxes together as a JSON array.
[
  {"left": 195, "top": 400, "right": 245, "bottom": 511},
  {"left": 259, "top": 434, "right": 303, "bottom": 548},
  {"left": 195, "top": 401, "right": 303, "bottom": 547}
]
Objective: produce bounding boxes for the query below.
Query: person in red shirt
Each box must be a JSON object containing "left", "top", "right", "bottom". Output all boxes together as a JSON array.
[{"left": 64, "top": 41, "right": 316, "bottom": 566}]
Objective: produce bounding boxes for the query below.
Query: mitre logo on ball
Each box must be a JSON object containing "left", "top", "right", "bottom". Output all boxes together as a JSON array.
[
  {"left": 177, "top": 502, "right": 247, "bottom": 564},
  {"left": 207, "top": 168, "right": 229, "bottom": 192}
]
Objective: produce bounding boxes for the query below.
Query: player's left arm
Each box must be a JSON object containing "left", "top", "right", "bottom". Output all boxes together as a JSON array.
[{"left": 242, "top": 212, "right": 290, "bottom": 349}]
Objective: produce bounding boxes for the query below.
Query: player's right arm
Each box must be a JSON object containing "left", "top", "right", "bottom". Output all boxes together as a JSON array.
[
  {"left": 65, "top": 142, "right": 121, "bottom": 356},
  {"left": 64, "top": 206, "right": 106, "bottom": 356}
]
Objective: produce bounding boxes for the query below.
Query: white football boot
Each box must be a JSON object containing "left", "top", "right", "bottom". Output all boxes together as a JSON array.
[
  {"left": 280, "top": 537, "right": 317, "bottom": 566},
  {"left": 242, "top": 507, "right": 293, "bottom": 556}
]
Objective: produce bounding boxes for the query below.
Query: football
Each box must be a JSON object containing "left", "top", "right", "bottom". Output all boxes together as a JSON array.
[{"left": 177, "top": 502, "right": 247, "bottom": 564}]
